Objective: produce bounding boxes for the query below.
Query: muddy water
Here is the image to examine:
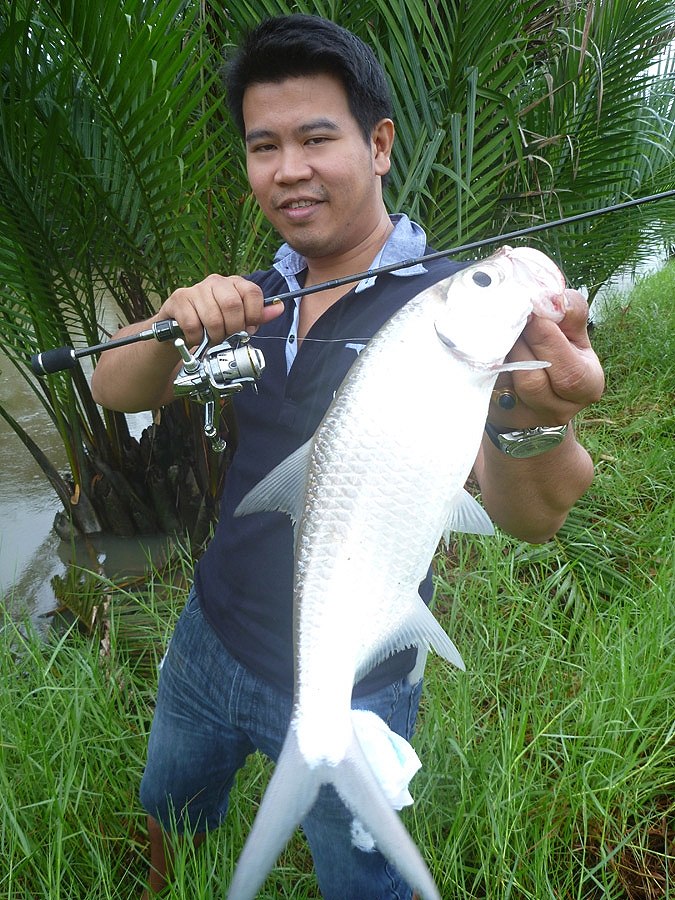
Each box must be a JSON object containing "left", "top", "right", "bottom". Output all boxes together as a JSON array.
[
  {"left": 0, "top": 349, "right": 169, "bottom": 632},
  {"left": 0, "top": 351, "right": 67, "bottom": 627}
]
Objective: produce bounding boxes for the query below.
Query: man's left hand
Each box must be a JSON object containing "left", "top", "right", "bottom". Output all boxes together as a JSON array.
[{"left": 490, "top": 288, "right": 605, "bottom": 428}]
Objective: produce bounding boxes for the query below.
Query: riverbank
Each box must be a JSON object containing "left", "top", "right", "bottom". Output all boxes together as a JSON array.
[{"left": 1, "top": 262, "right": 673, "bottom": 898}]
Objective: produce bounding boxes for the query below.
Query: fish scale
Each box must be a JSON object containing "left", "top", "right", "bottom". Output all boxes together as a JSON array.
[{"left": 230, "top": 245, "right": 566, "bottom": 900}]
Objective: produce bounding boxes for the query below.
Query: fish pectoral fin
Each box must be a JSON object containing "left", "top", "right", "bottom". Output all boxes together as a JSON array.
[
  {"left": 443, "top": 489, "right": 494, "bottom": 540},
  {"left": 234, "top": 439, "right": 313, "bottom": 529},
  {"left": 227, "top": 727, "right": 322, "bottom": 900},
  {"left": 493, "top": 359, "right": 550, "bottom": 373}
]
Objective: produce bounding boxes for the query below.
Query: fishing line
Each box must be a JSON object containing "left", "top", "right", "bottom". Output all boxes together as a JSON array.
[
  {"left": 30, "top": 188, "right": 674, "bottom": 376},
  {"left": 251, "top": 334, "right": 372, "bottom": 345}
]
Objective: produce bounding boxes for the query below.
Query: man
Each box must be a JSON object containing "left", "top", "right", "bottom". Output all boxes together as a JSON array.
[{"left": 91, "top": 14, "right": 604, "bottom": 899}]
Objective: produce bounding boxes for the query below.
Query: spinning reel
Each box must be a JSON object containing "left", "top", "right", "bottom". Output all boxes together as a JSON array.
[
  {"left": 171, "top": 329, "right": 265, "bottom": 452},
  {"left": 31, "top": 320, "right": 266, "bottom": 453}
]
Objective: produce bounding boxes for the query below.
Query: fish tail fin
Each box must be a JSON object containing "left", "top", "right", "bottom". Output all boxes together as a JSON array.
[
  {"left": 227, "top": 729, "right": 321, "bottom": 900},
  {"left": 227, "top": 727, "right": 441, "bottom": 900},
  {"left": 330, "top": 731, "right": 441, "bottom": 900}
]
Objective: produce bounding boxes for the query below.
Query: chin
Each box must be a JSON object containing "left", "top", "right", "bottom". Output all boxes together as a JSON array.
[{"left": 285, "top": 232, "right": 346, "bottom": 260}]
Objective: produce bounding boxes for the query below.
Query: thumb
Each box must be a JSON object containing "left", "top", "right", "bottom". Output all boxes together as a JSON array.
[
  {"left": 261, "top": 299, "right": 285, "bottom": 325},
  {"left": 557, "top": 289, "right": 593, "bottom": 346}
]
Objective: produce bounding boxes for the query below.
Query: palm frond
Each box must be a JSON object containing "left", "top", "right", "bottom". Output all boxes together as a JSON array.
[{"left": 1, "top": 0, "right": 674, "bottom": 537}]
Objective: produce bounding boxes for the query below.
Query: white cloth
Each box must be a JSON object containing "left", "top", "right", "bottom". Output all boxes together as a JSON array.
[{"left": 349, "top": 709, "right": 422, "bottom": 851}]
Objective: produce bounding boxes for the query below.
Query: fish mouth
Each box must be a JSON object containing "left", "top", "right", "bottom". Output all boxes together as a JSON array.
[
  {"left": 434, "top": 323, "right": 456, "bottom": 351},
  {"left": 499, "top": 246, "right": 567, "bottom": 321},
  {"left": 433, "top": 323, "right": 492, "bottom": 367}
]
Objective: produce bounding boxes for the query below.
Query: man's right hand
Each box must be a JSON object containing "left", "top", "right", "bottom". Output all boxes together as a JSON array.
[
  {"left": 91, "top": 275, "right": 284, "bottom": 412},
  {"left": 156, "top": 274, "right": 283, "bottom": 349}
]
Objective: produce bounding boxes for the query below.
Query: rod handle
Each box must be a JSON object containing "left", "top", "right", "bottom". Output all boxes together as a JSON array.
[
  {"left": 31, "top": 346, "right": 78, "bottom": 375},
  {"left": 30, "top": 319, "right": 183, "bottom": 376}
]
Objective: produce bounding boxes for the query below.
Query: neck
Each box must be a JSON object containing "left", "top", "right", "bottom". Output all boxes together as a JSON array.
[{"left": 303, "top": 212, "right": 394, "bottom": 289}]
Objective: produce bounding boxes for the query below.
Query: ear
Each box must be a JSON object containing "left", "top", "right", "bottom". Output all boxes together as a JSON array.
[{"left": 371, "top": 118, "right": 395, "bottom": 176}]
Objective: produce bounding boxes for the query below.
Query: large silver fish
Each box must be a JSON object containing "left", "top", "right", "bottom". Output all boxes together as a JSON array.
[{"left": 230, "top": 246, "right": 567, "bottom": 899}]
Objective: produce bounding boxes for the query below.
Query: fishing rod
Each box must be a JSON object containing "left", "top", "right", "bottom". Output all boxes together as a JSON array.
[
  {"left": 32, "top": 187, "right": 675, "bottom": 372},
  {"left": 29, "top": 188, "right": 674, "bottom": 451},
  {"left": 262, "top": 188, "right": 675, "bottom": 306}
]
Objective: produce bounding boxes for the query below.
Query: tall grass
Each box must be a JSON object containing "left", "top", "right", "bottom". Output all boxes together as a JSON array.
[{"left": 1, "top": 264, "right": 673, "bottom": 899}]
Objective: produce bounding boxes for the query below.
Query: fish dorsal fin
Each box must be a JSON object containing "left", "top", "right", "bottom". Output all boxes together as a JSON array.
[
  {"left": 443, "top": 489, "right": 494, "bottom": 542},
  {"left": 234, "top": 439, "right": 313, "bottom": 531}
]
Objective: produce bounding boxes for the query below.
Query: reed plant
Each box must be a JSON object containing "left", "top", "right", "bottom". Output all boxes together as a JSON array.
[{"left": 1, "top": 263, "right": 673, "bottom": 897}]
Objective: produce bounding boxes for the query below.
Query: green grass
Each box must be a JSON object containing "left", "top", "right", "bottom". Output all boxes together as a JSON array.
[{"left": 1, "top": 263, "right": 674, "bottom": 899}]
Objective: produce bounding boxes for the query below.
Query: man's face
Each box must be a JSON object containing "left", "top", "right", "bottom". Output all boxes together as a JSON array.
[{"left": 243, "top": 73, "right": 392, "bottom": 263}]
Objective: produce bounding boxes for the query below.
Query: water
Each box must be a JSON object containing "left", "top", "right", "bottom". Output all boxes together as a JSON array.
[
  {"left": 589, "top": 248, "right": 668, "bottom": 322},
  {"left": 0, "top": 352, "right": 65, "bottom": 625},
  {"left": 0, "top": 349, "right": 168, "bottom": 631}
]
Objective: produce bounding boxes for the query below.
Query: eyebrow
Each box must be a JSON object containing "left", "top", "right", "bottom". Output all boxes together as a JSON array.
[{"left": 245, "top": 118, "right": 341, "bottom": 145}]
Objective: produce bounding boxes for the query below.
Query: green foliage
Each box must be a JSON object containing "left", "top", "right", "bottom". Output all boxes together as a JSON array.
[
  {"left": 1, "top": 268, "right": 673, "bottom": 898},
  {"left": 0, "top": 0, "right": 673, "bottom": 536},
  {"left": 0, "top": 0, "right": 235, "bottom": 535}
]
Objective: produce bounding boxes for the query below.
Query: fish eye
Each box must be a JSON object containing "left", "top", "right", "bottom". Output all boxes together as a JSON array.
[{"left": 472, "top": 270, "right": 492, "bottom": 287}]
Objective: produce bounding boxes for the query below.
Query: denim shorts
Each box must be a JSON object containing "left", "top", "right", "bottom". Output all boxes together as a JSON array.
[{"left": 140, "top": 587, "right": 424, "bottom": 900}]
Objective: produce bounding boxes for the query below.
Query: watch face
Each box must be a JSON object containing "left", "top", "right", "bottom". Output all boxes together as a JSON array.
[{"left": 502, "top": 428, "right": 567, "bottom": 458}]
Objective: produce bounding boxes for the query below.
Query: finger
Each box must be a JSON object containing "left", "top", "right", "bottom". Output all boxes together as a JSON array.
[
  {"left": 231, "top": 277, "right": 284, "bottom": 334},
  {"left": 160, "top": 276, "right": 270, "bottom": 347},
  {"left": 204, "top": 274, "right": 253, "bottom": 339},
  {"left": 529, "top": 289, "right": 593, "bottom": 348},
  {"left": 208, "top": 275, "right": 289, "bottom": 338},
  {"left": 158, "top": 287, "right": 214, "bottom": 347},
  {"left": 558, "top": 289, "right": 593, "bottom": 341},
  {"left": 517, "top": 291, "right": 593, "bottom": 378},
  {"left": 499, "top": 336, "right": 580, "bottom": 424},
  {"left": 504, "top": 318, "right": 603, "bottom": 418}
]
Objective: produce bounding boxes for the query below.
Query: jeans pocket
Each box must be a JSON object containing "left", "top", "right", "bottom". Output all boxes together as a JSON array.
[
  {"left": 183, "top": 585, "right": 201, "bottom": 618},
  {"left": 160, "top": 587, "right": 201, "bottom": 674}
]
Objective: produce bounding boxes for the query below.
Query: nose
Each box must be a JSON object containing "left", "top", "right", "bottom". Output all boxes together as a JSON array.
[{"left": 274, "top": 145, "right": 313, "bottom": 184}]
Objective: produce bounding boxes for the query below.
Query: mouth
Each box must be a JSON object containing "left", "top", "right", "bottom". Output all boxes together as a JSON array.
[
  {"left": 280, "top": 199, "right": 319, "bottom": 210},
  {"left": 500, "top": 247, "right": 567, "bottom": 322},
  {"left": 275, "top": 194, "right": 327, "bottom": 215},
  {"left": 273, "top": 197, "right": 326, "bottom": 228}
]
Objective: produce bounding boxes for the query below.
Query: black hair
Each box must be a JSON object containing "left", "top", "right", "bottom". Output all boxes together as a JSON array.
[{"left": 225, "top": 14, "right": 393, "bottom": 144}]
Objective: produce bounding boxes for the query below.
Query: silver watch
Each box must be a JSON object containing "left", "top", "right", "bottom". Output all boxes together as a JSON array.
[{"left": 484, "top": 423, "right": 569, "bottom": 458}]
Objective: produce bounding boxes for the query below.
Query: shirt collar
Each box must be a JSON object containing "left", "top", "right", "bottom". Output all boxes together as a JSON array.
[{"left": 272, "top": 213, "right": 428, "bottom": 295}]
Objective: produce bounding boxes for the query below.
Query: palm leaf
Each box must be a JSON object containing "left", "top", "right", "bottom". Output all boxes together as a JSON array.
[{"left": 1, "top": 0, "right": 674, "bottom": 543}]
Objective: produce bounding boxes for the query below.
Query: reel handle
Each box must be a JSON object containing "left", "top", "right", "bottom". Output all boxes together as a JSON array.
[{"left": 31, "top": 319, "right": 182, "bottom": 375}]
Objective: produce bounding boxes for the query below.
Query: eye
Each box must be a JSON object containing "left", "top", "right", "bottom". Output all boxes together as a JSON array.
[{"left": 472, "top": 270, "right": 492, "bottom": 287}]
